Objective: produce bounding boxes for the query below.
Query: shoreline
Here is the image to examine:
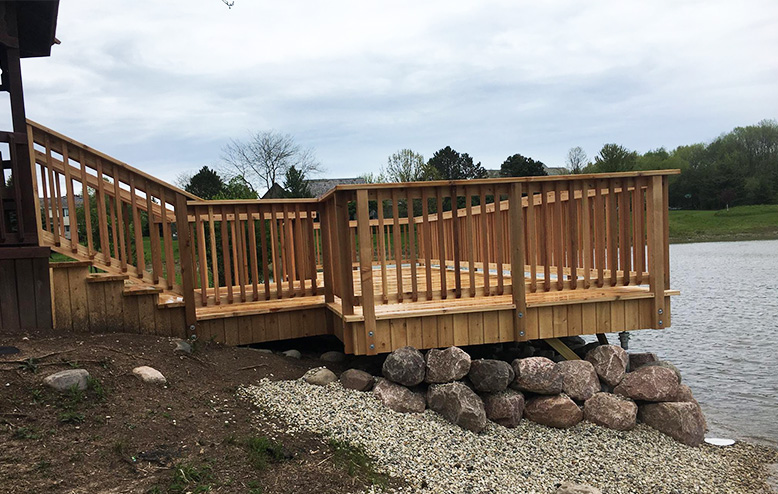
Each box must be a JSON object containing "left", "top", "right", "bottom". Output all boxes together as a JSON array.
[{"left": 670, "top": 232, "right": 778, "bottom": 244}]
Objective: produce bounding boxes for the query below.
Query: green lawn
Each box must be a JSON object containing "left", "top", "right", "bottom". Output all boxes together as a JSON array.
[{"left": 669, "top": 204, "right": 778, "bottom": 243}]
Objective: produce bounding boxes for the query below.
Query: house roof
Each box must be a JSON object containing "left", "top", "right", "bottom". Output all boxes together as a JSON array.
[
  {"left": 307, "top": 177, "right": 366, "bottom": 198},
  {"left": 261, "top": 183, "right": 286, "bottom": 199}
]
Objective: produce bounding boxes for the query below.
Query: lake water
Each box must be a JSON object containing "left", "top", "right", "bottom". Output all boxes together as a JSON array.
[{"left": 625, "top": 239, "right": 778, "bottom": 446}]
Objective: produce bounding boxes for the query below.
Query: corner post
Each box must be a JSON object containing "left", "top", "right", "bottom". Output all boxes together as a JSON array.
[
  {"left": 509, "top": 182, "right": 527, "bottom": 341},
  {"left": 175, "top": 193, "right": 197, "bottom": 337},
  {"left": 648, "top": 175, "right": 666, "bottom": 329},
  {"left": 355, "top": 189, "right": 377, "bottom": 355}
]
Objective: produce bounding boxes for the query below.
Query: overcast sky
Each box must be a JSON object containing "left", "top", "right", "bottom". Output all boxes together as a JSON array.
[{"left": 16, "top": 0, "right": 778, "bottom": 189}]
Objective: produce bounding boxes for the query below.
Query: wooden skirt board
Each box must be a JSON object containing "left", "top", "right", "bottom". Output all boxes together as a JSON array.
[
  {"left": 0, "top": 252, "right": 52, "bottom": 331},
  {"left": 49, "top": 262, "right": 186, "bottom": 337},
  {"left": 339, "top": 297, "right": 672, "bottom": 355},
  {"left": 196, "top": 307, "right": 329, "bottom": 345}
]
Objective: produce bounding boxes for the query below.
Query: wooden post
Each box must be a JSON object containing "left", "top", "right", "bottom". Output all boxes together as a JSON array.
[
  {"left": 175, "top": 193, "right": 197, "bottom": 336},
  {"left": 320, "top": 200, "right": 335, "bottom": 304},
  {"left": 509, "top": 182, "right": 527, "bottom": 341},
  {"left": 648, "top": 175, "right": 666, "bottom": 329},
  {"left": 356, "top": 189, "right": 377, "bottom": 355}
]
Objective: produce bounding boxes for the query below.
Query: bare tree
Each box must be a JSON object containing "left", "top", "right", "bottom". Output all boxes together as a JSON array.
[
  {"left": 566, "top": 146, "right": 588, "bottom": 174},
  {"left": 220, "top": 131, "right": 322, "bottom": 194},
  {"left": 383, "top": 149, "right": 430, "bottom": 182}
]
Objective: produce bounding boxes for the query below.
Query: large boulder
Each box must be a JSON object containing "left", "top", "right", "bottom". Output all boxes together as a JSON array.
[
  {"left": 43, "top": 369, "right": 89, "bottom": 392},
  {"left": 511, "top": 357, "right": 562, "bottom": 394},
  {"left": 373, "top": 378, "right": 426, "bottom": 413},
  {"left": 303, "top": 367, "right": 337, "bottom": 386},
  {"left": 628, "top": 352, "right": 658, "bottom": 371},
  {"left": 425, "top": 346, "right": 471, "bottom": 384},
  {"left": 320, "top": 351, "right": 346, "bottom": 363},
  {"left": 583, "top": 392, "right": 638, "bottom": 431},
  {"left": 667, "top": 384, "right": 694, "bottom": 403},
  {"left": 556, "top": 360, "right": 600, "bottom": 402},
  {"left": 638, "top": 402, "right": 706, "bottom": 446},
  {"left": 482, "top": 389, "right": 525, "bottom": 428},
  {"left": 614, "top": 366, "right": 679, "bottom": 402},
  {"left": 383, "top": 346, "right": 426, "bottom": 386},
  {"left": 340, "top": 369, "right": 375, "bottom": 391},
  {"left": 468, "top": 359, "right": 515, "bottom": 393},
  {"left": 427, "top": 382, "right": 488, "bottom": 432},
  {"left": 524, "top": 394, "right": 583, "bottom": 429},
  {"left": 642, "top": 360, "right": 683, "bottom": 383},
  {"left": 585, "top": 345, "right": 628, "bottom": 387}
]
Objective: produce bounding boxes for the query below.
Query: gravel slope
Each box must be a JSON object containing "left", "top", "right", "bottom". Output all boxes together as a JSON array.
[{"left": 240, "top": 378, "right": 778, "bottom": 494}]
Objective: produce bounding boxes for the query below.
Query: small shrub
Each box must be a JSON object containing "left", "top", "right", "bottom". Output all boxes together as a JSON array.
[
  {"left": 66, "top": 383, "right": 85, "bottom": 406},
  {"left": 30, "top": 388, "right": 44, "bottom": 404},
  {"left": 244, "top": 435, "right": 287, "bottom": 471},
  {"left": 168, "top": 462, "right": 214, "bottom": 494},
  {"left": 87, "top": 376, "right": 106, "bottom": 401},
  {"left": 18, "top": 357, "right": 39, "bottom": 373},
  {"left": 59, "top": 411, "right": 85, "bottom": 424},
  {"left": 329, "top": 438, "right": 388, "bottom": 488},
  {"left": 13, "top": 427, "right": 41, "bottom": 440}
]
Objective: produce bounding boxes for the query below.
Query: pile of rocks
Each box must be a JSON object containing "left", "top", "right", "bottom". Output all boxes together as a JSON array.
[{"left": 338, "top": 344, "right": 706, "bottom": 446}]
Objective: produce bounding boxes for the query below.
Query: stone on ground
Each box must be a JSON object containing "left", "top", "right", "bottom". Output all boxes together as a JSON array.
[
  {"left": 373, "top": 378, "right": 426, "bottom": 413},
  {"left": 583, "top": 392, "right": 638, "bottom": 431},
  {"left": 340, "top": 368, "right": 375, "bottom": 391},
  {"left": 282, "top": 349, "right": 302, "bottom": 359},
  {"left": 320, "top": 351, "right": 346, "bottom": 363},
  {"left": 482, "top": 389, "right": 525, "bottom": 428},
  {"left": 585, "top": 345, "right": 628, "bottom": 387},
  {"left": 614, "top": 366, "right": 679, "bottom": 402},
  {"left": 524, "top": 394, "right": 583, "bottom": 429},
  {"left": 556, "top": 359, "right": 600, "bottom": 401},
  {"left": 132, "top": 366, "right": 167, "bottom": 385},
  {"left": 43, "top": 369, "right": 89, "bottom": 392},
  {"left": 511, "top": 357, "right": 563, "bottom": 394},
  {"left": 468, "top": 359, "right": 515, "bottom": 393},
  {"left": 173, "top": 339, "right": 192, "bottom": 354},
  {"left": 628, "top": 352, "right": 658, "bottom": 370},
  {"left": 427, "top": 382, "right": 488, "bottom": 432},
  {"left": 425, "top": 346, "right": 471, "bottom": 383},
  {"left": 383, "top": 346, "right": 426, "bottom": 386},
  {"left": 555, "top": 482, "right": 603, "bottom": 494},
  {"left": 303, "top": 367, "right": 337, "bottom": 386},
  {"left": 638, "top": 401, "right": 706, "bottom": 446}
]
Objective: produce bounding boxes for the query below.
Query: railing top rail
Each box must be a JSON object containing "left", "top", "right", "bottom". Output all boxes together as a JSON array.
[
  {"left": 318, "top": 169, "right": 680, "bottom": 200},
  {"left": 27, "top": 119, "right": 201, "bottom": 201},
  {"left": 187, "top": 198, "right": 321, "bottom": 207}
]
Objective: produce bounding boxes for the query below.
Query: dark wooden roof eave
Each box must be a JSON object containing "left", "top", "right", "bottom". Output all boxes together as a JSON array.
[{"left": 15, "top": 1, "right": 60, "bottom": 59}]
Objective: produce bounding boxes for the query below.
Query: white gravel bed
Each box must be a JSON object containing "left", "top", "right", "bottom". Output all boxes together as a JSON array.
[{"left": 239, "top": 379, "right": 775, "bottom": 494}]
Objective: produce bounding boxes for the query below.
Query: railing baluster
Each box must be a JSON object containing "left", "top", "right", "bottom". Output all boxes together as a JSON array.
[
  {"left": 376, "top": 190, "right": 389, "bottom": 304},
  {"left": 595, "top": 179, "right": 606, "bottom": 287},
  {"left": 540, "top": 182, "right": 550, "bottom": 291},
  {"left": 391, "top": 189, "right": 403, "bottom": 302},
  {"left": 581, "top": 180, "right": 592, "bottom": 289},
  {"left": 112, "top": 166, "right": 127, "bottom": 271},
  {"left": 619, "top": 179, "right": 631, "bottom": 286},
  {"left": 493, "top": 186, "right": 505, "bottom": 296},
  {"left": 633, "top": 178, "right": 645, "bottom": 285},
  {"left": 160, "top": 189, "right": 175, "bottom": 287},
  {"left": 60, "top": 143, "right": 79, "bottom": 252},
  {"left": 405, "top": 189, "right": 418, "bottom": 302},
  {"left": 77, "top": 150, "right": 93, "bottom": 257},
  {"left": 95, "top": 158, "right": 110, "bottom": 265},
  {"left": 270, "top": 205, "right": 282, "bottom": 299},
  {"left": 248, "top": 207, "right": 260, "bottom": 301},
  {"left": 146, "top": 189, "right": 162, "bottom": 285},
  {"left": 129, "top": 175, "right": 144, "bottom": 277},
  {"left": 464, "top": 186, "right": 476, "bottom": 297},
  {"left": 450, "top": 186, "right": 462, "bottom": 299},
  {"left": 258, "top": 206, "right": 270, "bottom": 300},
  {"left": 607, "top": 180, "right": 618, "bottom": 287},
  {"left": 479, "top": 186, "right": 491, "bottom": 296},
  {"left": 195, "top": 207, "right": 208, "bottom": 305},
  {"left": 230, "top": 207, "right": 243, "bottom": 301},
  {"left": 293, "top": 203, "right": 306, "bottom": 297},
  {"left": 526, "top": 184, "right": 537, "bottom": 293},
  {"left": 436, "top": 189, "right": 447, "bottom": 299},
  {"left": 220, "top": 205, "right": 233, "bottom": 304},
  {"left": 421, "top": 188, "right": 433, "bottom": 300},
  {"left": 554, "top": 182, "right": 564, "bottom": 291},
  {"left": 307, "top": 205, "right": 318, "bottom": 295},
  {"left": 567, "top": 181, "right": 578, "bottom": 290},
  {"left": 208, "top": 206, "right": 220, "bottom": 304}
]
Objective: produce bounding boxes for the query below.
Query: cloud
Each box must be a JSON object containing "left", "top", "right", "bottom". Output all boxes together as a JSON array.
[{"left": 18, "top": 0, "right": 778, "bottom": 186}]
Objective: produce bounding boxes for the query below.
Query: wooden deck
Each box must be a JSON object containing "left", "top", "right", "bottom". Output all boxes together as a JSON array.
[{"left": 27, "top": 121, "right": 680, "bottom": 355}]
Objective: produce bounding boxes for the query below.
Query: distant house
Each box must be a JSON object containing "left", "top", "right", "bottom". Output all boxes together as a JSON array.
[
  {"left": 307, "top": 177, "right": 366, "bottom": 198},
  {"left": 261, "top": 183, "right": 287, "bottom": 199},
  {"left": 40, "top": 195, "right": 84, "bottom": 240}
]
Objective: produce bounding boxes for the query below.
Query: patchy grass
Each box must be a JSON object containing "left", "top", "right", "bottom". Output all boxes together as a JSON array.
[
  {"left": 669, "top": 204, "right": 778, "bottom": 243},
  {"left": 159, "top": 461, "right": 214, "bottom": 494},
  {"left": 244, "top": 435, "right": 288, "bottom": 471},
  {"left": 329, "top": 438, "right": 389, "bottom": 489}
]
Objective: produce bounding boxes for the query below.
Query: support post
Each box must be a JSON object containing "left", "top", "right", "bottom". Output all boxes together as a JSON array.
[
  {"left": 356, "top": 189, "right": 377, "bottom": 355},
  {"left": 509, "top": 182, "right": 527, "bottom": 341},
  {"left": 175, "top": 193, "right": 197, "bottom": 337},
  {"left": 648, "top": 175, "right": 666, "bottom": 329}
]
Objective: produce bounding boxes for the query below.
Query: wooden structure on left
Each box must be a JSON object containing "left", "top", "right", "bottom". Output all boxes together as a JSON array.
[{"left": 0, "top": 1, "right": 59, "bottom": 332}]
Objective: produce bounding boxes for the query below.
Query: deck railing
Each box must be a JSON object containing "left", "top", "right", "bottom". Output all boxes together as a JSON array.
[
  {"left": 186, "top": 199, "right": 322, "bottom": 306},
  {"left": 28, "top": 120, "right": 676, "bottom": 347}
]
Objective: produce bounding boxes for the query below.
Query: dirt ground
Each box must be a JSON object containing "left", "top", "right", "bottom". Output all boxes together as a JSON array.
[{"left": 0, "top": 331, "right": 398, "bottom": 494}]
